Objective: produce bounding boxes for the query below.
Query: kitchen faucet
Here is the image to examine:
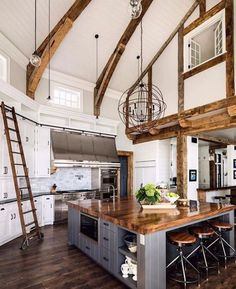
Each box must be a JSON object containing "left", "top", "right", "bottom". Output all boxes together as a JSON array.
[{"left": 107, "top": 185, "right": 117, "bottom": 200}]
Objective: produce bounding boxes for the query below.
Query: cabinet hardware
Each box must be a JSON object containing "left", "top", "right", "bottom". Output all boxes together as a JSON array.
[
  {"left": 4, "top": 166, "right": 8, "bottom": 174},
  {"left": 1, "top": 208, "right": 5, "bottom": 211},
  {"left": 103, "top": 237, "right": 109, "bottom": 241},
  {"left": 26, "top": 137, "right": 29, "bottom": 142},
  {"left": 11, "top": 214, "right": 13, "bottom": 220},
  {"left": 85, "top": 246, "right": 90, "bottom": 250},
  {"left": 34, "top": 200, "right": 37, "bottom": 202},
  {"left": 46, "top": 198, "right": 50, "bottom": 200},
  {"left": 103, "top": 223, "right": 109, "bottom": 227},
  {"left": 103, "top": 257, "right": 109, "bottom": 262},
  {"left": 14, "top": 213, "right": 16, "bottom": 219}
]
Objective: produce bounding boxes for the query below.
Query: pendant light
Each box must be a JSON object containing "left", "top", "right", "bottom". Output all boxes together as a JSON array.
[
  {"left": 30, "top": 0, "right": 41, "bottom": 67},
  {"left": 118, "top": 21, "right": 167, "bottom": 134},
  {"left": 129, "top": 0, "right": 142, "bottom": 19},
  {"left": 47, "top": 0, "right": 51, "bottom": 101}
]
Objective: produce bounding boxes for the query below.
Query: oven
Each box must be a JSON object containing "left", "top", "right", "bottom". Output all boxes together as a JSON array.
[
  {"left": 100, "top": 168, "right": 118, "bottom": 191},
  {"left": 80, "top": 213, "right": 98, "bottom": 241}
]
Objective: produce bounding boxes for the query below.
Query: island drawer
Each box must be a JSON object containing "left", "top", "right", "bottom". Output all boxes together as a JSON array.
[
  {"left": 100, "top": 247, "right": 115, "bottom": 272},
  {"left": 79, "top": 233, "right": 100, "bottom": 262},
  {"left": 100, "top": 228, "right": 115, "bottom": 251},
  {"left": 101, "top": 220, "right": 115, "bottom": 232}
]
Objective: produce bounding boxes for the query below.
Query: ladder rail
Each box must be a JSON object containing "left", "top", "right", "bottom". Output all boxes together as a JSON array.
[{"left": 1, "top": 102, "right": 42, "bottom": 248}]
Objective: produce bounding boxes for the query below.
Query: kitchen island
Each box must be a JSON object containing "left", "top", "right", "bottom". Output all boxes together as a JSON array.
[{"left": 68, "top": 198, "right": 236, "bottom": 289}]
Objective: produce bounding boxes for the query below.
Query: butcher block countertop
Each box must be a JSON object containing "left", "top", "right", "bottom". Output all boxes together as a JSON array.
[{"left": 68, "top": 197, "right": 236, "bottom": 235}]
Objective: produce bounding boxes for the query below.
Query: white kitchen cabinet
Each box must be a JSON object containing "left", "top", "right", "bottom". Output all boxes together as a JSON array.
[
  {"left": 34, "top": 196, "right": 42, "bottom": 227},
  {"left": 135, "top": 160, "right": 157, "bottom": 190},
  {"left": 0, "top": 202, "right": 21, "bottom": 246},
  {"left": 42, "top": 195, "right": 54, "bottom": 225},
  {"left": 0, "top": 117, "right": 12, "bottom": 177},
  {"left": 0, "top": 178, "right": 15, "bottom": 201},
  {"left": 18, "top": 119, "right": 35, "bottom": 177},
  {"left": 35, "top": 127, "right": 51, "bottom": 177}
]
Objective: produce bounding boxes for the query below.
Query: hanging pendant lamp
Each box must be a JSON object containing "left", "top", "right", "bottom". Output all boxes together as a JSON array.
[
  {"left": 118, "top": 21, "right": 167, "bottom": 134},
  {"left": 30, "top": 0, "right": 41, "bottom": 67}
]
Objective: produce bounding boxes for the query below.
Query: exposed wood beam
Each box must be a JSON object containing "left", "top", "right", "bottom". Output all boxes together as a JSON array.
[
  {"left": 183, "top": 0, "right": 226, "bottom": 35},
  {"left": 196, "top": 134, "right": 236, "bottom": 145},
  {"left": 225, "top": 0, "right": 235, "bottom": 98},
  {"left": 228, "top": 105, "right": 236, "bottom": 116},
  {"left": 177, "top": 133, "right": 188, "bottom": 198},
  {"left": 199, "top": 0, "right": 206, "bottom": 17},
  {"left": 94, "top": 0, "right": 154, "bottom": 117},
  {"left": 128, "top": 0, "right": 199, "bottom": 94},
  {"left": 183, "top": 53, "right": 226, "bottom": 80},
  {"left": 179, "top": 118, "right": 192, "bottom": 128},
  {"left": 178, "top": 25, "right": 184, "bottom": 112},
  {"left": 26, "top": 0, "right": 92, "bottom": 98}
]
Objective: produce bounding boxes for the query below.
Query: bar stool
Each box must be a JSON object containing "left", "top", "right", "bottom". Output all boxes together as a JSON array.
[
  {"left": 208, "top": 221, "right": 236, "bottom": 268},
  {"left": 214, "top": 196, "right": 226, "bottom": 204},
  {"left": 187, "top": 226, "right": 220, "bottom": 280},
  {"left": 167, "top": 231, "right": 200, "bottom": 288}
]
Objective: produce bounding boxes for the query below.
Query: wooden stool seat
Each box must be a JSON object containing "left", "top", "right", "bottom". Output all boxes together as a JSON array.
[
  {"left": 191, "top": 226, "right": 214, "bottom": 237},
  {"left": 169, "top": 232, "right": 196, "bottom": 245},
  {"left": 211, "top": 221, "right": 233, "bottom": 230}
]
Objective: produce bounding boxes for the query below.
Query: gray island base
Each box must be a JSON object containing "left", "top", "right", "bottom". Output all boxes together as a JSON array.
[{"left": 67, "top": 199, "right": 235, "bottom": 289}]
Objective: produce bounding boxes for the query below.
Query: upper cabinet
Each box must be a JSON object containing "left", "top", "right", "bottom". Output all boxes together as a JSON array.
[{"left": 35, "top": 127, "right": 51, "bottom": 177}]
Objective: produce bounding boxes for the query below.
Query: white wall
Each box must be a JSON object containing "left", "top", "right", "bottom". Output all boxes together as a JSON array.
[{"left": 187, "top": 136, "right": 199, "bottom": 200}]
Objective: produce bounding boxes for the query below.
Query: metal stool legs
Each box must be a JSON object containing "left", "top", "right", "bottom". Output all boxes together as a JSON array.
[
  {"left": 207, "top": 228, "right": 236, "bottom": 268},
  {"left": 187, "top": 238, "right": 220, "bottom": 280},
  {"left": 167, "top": 245, "right": 200, "bottom": 288}
]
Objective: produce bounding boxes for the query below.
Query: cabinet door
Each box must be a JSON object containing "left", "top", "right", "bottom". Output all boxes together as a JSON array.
[
  {"left": 10, "top": 202, "right": 21, "bottom": 237},
  {"left": 35, "top": 127, "right": 51, "bottom": 177},
  {"left": 0, "top": 178, "right": 14, "bottom": 201},
  {"left": 19, "top": 120, "right": 35, "bottom": 177},
  {"left": 34, "top": 197, "right": 42, "bottom": 227},
  {"left": 21, "top": 200, "right": 34, "bottom": 233},
  {"left": 0, "top": 118, "right": 12, "bottom": 177},
  {"left": 42, "top": 196, "right": 54, "bottom": 225},
  {"left": 0, "top": 205, "right": 11, "bottom": 245}
]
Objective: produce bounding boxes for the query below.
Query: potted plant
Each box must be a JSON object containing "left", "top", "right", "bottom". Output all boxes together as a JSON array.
[{"left": 136, "top": 183, "right": 161, "bottom": 206}]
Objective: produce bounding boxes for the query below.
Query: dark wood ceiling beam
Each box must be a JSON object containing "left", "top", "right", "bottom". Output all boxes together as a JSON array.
[
  {"left": 199, "top": 0, "right": 206, "bottom": 16},
  {"left": 128, "top": 0, "right": 199, "bottom": 94},
  {"left": 26, "top": 0, "right": 92, "bottom": 98},
  {"left": 94, "top": 0, "right": 154, "bottom": 117},
  {"left": 183, "top": 0, "right": 225, "bottom": 35}
]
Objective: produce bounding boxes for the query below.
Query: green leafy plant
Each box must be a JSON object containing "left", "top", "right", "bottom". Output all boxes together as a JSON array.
[{"left": 136, "top": 183, "right": 161, "bottom": 205}]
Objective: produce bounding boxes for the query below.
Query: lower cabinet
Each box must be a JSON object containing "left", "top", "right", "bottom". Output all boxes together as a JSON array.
[
  {"left": 79, "top": 233, "right": 100, "bottom": 263},
  {"left": 42, "top": 195, "right": 54, "bottom": 225},
  {"left": 0, "top": 194, "right": 55, "bottom": 246}
]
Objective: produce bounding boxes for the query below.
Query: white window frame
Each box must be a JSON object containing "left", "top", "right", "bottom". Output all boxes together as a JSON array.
[
  {"left": 49, "top": 82, "right": 83, "bottom": 112},
  {"left": 184, "top": 10, "right": 226, "bottom": 72},
  {"left": 0, "top": 49, "right": 10, "bottom": 82}
]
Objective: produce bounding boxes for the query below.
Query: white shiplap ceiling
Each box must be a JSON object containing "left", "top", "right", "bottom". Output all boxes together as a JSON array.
[{"left": 0, "top": 0, "right": 195, "bottom": 92}]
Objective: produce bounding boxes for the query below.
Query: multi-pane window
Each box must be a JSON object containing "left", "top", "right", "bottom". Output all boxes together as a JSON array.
[
  {"left": 184, "top": 11, "right": 225, "bottom": 72},
  {"left": 0, "top": 52, "right": 8, "bottom": 82},
  {"left": 215, "top": 21, "right": 223, "bottom": 56},
  {"left": 51, "top": 84, "right": 82, "bottom": 110}
]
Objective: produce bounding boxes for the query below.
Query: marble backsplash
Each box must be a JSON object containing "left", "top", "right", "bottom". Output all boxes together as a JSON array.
[{"left": 24, "top": 167, "right": 92, "bottom": 193}]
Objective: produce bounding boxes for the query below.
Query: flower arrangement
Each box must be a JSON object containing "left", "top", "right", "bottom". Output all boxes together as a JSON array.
[{"left": 136, "top": 183, "right": 161, "bottom": 205}]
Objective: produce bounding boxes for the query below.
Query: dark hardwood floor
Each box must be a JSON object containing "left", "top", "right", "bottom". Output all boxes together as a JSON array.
[{"left": 0, "top": 224, "right": 236, "bottom": 289}]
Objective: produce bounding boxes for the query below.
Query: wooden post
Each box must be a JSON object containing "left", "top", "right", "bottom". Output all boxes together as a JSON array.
[
  {"left": 178, "top": 25, "right": 184, "bottom": 113},
  {"left": 177, "top": 132, "right": 188, "bottom": 198},
  {"left": 148, "top": 67, "right": 153, "bottom": 121},
  {"left": 199, "top": 0, "right": 206, "bottom": 17},
  {"left": 225, "top": 0, "right": 235, "bottom": 98},
  {"left": 209, "top": 148, "right": 216, "bottom": 188}
]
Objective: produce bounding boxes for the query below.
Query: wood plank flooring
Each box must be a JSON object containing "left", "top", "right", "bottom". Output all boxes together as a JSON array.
[{"left": 0, "top": 224, "right": 236, "bottom": 289}]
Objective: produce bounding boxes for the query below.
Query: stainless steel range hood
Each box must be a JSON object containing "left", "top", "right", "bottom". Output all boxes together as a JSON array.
[{"left": 51, "top": 130, "right": 120, "bottom": 167}]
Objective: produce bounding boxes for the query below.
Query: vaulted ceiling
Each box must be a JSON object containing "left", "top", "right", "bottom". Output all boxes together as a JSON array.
[{"left": 0, "top": 0, "right": 210, "bottom": 92}]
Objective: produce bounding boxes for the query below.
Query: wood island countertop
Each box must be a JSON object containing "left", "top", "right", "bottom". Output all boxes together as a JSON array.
[{"left": 67, "top": 197, "right": 236, "bottom": 235}]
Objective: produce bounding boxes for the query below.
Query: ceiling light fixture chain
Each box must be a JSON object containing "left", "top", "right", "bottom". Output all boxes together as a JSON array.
[
  {"left": 118, "top": 19, "right": 167, "bottom": 134},
  {"left": 30, "top": 0, "right": 41, "bottom": 67}
]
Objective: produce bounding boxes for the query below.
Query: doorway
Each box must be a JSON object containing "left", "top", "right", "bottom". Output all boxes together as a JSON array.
[{"left": 117, "top": 151, "right": 133, "bottom": 197}]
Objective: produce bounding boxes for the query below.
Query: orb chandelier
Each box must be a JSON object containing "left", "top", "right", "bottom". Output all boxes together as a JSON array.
[
  {"left": 118, "top": 21, "right": 167, "bottom": 134},
  {"left": 30, "top": 0, "right": 41, "bottom": 67},
  {"left": 129, "top": 0, "right": 142, "bottom": 19}
]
